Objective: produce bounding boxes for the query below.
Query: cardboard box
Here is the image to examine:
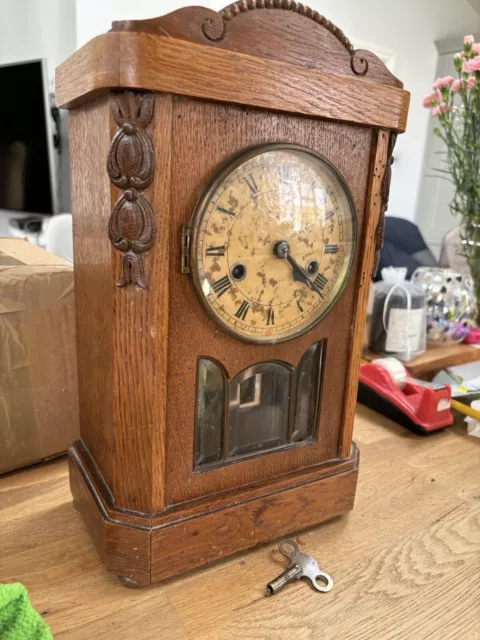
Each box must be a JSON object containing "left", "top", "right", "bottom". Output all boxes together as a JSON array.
[{"left": 0, "top": 238, "right": 79, "bottom": 474}]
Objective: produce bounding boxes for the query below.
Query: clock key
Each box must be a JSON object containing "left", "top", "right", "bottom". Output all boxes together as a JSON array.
[{"left": 266, "top": 539, "right": 333, "bottom": 596}]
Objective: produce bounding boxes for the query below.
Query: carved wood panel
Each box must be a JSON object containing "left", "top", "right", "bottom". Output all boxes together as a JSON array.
[
  {"left": 107, "top": 91, "right": 156, "bottom": 289},
  {"left": 165, "top": 97, "right": 373, "bottom": 505},
  {"left": 110, "top": 1, "right": 399, "bottom": 85},
  {"left": 208, "top": 0, "right": 369, "bottom": 76},
  {"left": 373, "top": 131, "right": 398, "bottom": 276}
]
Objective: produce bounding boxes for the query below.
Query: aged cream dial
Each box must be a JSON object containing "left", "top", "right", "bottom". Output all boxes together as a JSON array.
[{"left": 191, "top": 144, "right": 356, "bottom": 344}]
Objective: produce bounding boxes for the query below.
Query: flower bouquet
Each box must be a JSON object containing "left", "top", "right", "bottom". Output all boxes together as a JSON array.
[{"left": 423, "top": 35, "right": 480, "bottom": 324}]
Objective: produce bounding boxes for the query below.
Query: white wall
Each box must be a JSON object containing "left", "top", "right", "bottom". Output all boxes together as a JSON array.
[
  {"left": 75, "top": 0, "right": 480, "bottom": 222},
  {"left": 0, "top": 0, "right": 76, "bottom": 83}
]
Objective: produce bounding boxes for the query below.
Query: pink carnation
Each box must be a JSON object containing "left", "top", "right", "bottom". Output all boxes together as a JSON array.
[
  {"left": 465, "top": 35, "right": 474, "bottom": 44},
  {"left": 473, "top": 43, "right": 480, "bottom": 53},
  {"left": 432, "top": 103, "right": 449, "bottom": 117},
  {"left": 422, "top": 91, "right": 438, "bottom": 107},
  {"left": 467, "top": 76, "right": 476, "bottom": 88},
  {"left": 451, "top": 79, "right": 462, "bottom": 93},
  {"left": 463, "top": 57, "right": 480, "bottom": 72},
  {"left": 433, "top": 75, "right": 455, "bottom": 89},
  {"left": 454, "top": 52, "right": 463, "bottom": 60}
]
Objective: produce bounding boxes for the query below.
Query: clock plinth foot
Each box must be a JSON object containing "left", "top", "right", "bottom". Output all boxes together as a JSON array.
[
  {"left": 68, "top": 442, "right": 359, "bottom": 587},
  {"left": 118, "top": 576, "right": 143, "bottom": 589}
]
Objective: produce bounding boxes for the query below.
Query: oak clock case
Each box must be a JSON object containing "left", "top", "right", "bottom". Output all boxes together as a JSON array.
[{"left": 56, "top": 1, "right": 409, "bottom": 587}]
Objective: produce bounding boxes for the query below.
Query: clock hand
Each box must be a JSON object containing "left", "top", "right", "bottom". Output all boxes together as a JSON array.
[
  {"left": 273, "top": 241, "right": 324, "bottom": 298},
  {"left": 287, "top": 254, "right": 317, "bottom": 290}
]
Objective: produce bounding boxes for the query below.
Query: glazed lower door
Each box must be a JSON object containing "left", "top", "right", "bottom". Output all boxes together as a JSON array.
[{"left": 194, "top": 342, "right": 324, "bottom": 468}]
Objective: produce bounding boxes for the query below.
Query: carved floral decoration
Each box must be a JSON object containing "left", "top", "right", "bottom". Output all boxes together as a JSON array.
[{"left": 107, "top": 92, "right": 156, "bottom": 289}]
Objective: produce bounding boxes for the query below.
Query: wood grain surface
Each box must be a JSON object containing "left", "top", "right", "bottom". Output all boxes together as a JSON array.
[
  {"left": 69, "top": 455, "right": 151, "bottom": 586},
  {"left": 165, "top": 98, "right": 372, "bottom": 504},
  {"left": 340, "top": 130, "right": 389, "bottom": 457},
  {"left": 111, "top": 94, "right": 172, "bottom": 513},
  {"left": 112, "top": 3, "right": 402, "bottom": 88},
  {"left": 68, "top": 97, "right": 115, "bottom": 491},
  {"left": 1, "top": 407, "right": 479, "bottom": 639},
  {"left": 364, "top": 343, "right": 480, "bottom": 379},
  {"left": 150, "top": 458, "right": 358, "bottom": 582},
  {"left": 69, "top": 95, "right": 172, "bottom": 514},
  {"left": 56, "top": 32, "right": 410, "bottom": 132},
  {"left": 67, "top": 441, "right": 358, "bottom": 584},
  {"left": 60, "top": 2, "right": 411, "bottom": 588},
  {"left": 72, "top": 440, "right": 358, "bottom": 528}
]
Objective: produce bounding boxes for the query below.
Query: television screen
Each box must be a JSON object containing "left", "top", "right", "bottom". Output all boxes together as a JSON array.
[{"left": 0, "top": 60, "right": 56, "bottom": 214}]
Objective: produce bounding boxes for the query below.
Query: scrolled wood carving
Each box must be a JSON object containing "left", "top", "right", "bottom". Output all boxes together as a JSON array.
[
  {"left": 373, "top": 132, "right": 398, "bottom": 277},
  {"left": 350, "top": 49, "right": 369, "bottom": 77},
  {"left": 107, "top": 92, "right": 156, "bottom": 289}
]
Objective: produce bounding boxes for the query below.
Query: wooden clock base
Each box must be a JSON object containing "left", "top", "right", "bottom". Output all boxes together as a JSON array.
[{"left": 68, "top": 442, "right": 359, "bottom": 587}]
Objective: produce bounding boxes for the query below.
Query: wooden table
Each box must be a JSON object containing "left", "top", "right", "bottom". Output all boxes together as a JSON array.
[
  {"left": 1, "top": 406, "right": 479, "bottom": 639},
  {"left": 364, "top": 343, "right": 480, "bottom": 379}
]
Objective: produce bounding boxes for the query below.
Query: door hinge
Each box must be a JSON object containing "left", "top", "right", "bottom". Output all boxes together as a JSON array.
[{"left": 180, "top": 225, "right": 191, "bottom": 274}]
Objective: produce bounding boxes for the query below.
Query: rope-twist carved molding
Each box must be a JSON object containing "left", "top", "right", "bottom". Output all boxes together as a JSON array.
[
  {"left": 107, "top": 92, "right": 156, "bottom": 289},
  {"left": 202, "top": 0, "right": 369, "bottom": 76}
]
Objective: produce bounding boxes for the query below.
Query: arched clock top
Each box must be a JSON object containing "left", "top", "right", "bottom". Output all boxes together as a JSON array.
[
  {"left": 57, "top": 6, "right": 409, "bottom": 132},
  {"left": 111, "top": 1, "right": 402, "bottom": 90},
  {"left": 204, "top": 1, "right": 354, "bottom": 51}
]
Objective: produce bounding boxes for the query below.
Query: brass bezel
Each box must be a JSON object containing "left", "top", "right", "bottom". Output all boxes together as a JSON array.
[{"left": 189, "top": 143, "right": 357, "bottom": 345}]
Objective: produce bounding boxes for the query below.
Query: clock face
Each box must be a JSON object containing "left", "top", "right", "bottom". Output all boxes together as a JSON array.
[{"left": 191, "top": 144, "right": 356, "bottom": 344}]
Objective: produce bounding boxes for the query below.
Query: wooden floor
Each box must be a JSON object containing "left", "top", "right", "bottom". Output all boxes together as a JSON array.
[{"left": 1, "top": 406, "right": 479, "bottom": 639}]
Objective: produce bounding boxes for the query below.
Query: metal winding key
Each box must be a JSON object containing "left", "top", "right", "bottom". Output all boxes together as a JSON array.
[{"left": 266, "top": 539, "right": 334, "bottom": 596}]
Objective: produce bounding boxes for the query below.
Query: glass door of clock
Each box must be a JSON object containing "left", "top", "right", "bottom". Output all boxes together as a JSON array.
[{"left": 194, "top": 342, "right": 324, "bottom": 470}]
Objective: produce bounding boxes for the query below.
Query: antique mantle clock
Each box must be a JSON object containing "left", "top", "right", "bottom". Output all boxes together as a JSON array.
[{"left": 56, "top": 1, "right": 409, "bottom": 587}]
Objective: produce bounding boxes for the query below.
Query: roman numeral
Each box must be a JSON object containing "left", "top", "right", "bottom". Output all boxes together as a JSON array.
[
  {"left": 244, "top": 174, "right": 258, "bottom": 195},
  {"left": 296, "top": 300, "right": 304, "bottom": 313},
  {"left": 206, "top": 245, "right": 225, "bottom": 257},
  {"left": 235, "top": 300, "right": 250, "bottom": 321},
  {"left": 325, "top": 210, "right": 335, "bottom": 220},
  {"left": 325, "top": 244, "right": 338, "bottom": 254},
  {"left": 314, "top": 273, "right": 328, "bottom": 291},
  {"left": 211, "top": 275, "right": 231, "bottom": 297},
  {"left": 266, "top": 307, "right": 275, "bottom": 325},
  {"left": 217, "top": 206, "right": 236, "bottom": 217}
]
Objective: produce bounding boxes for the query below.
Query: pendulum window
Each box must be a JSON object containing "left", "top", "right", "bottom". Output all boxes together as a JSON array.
[{"left": 194, "top": 341, "right": 325, "bottom": 469}]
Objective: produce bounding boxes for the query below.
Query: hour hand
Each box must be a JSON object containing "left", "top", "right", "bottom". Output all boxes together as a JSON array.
[
  {"left": 287, "top": 255, "right": 312, "bottom": 287},
  {"left": 288, "top": 256, "right": 324, "bottom": 297},
  {"left": 274, "top": 241, "right": 324, "bottom": 298}
]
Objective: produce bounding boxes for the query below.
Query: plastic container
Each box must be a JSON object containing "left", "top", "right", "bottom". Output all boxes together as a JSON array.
[{"left": 369, "top": 267, "right": 426, "bottom": 361}]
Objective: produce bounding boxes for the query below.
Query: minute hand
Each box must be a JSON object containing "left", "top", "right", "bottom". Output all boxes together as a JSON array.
[{"left": 286, "top": 254, "right": 324, "bottom": 298}]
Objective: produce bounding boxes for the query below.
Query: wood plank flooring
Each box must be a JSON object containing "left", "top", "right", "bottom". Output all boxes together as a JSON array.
[{"left": 1, "top": 405, "right": 479, "bottom": 639}]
